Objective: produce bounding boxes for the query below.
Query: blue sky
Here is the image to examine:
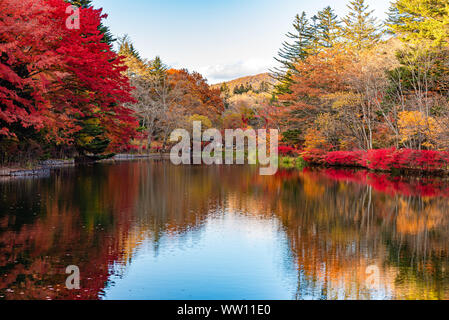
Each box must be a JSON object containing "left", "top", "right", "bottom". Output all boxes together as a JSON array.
[{"left": 94, "top": 0, "right": 392, "bottom": 83}]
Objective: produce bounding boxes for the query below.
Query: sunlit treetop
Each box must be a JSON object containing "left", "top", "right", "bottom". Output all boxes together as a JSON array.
[{"left": 387, "top": 0, "right": 449, "bottom": 47}]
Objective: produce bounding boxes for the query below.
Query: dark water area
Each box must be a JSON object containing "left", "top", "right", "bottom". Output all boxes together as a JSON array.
[{"left": 1, "top": 160, "right": 449, "bottom": 300}]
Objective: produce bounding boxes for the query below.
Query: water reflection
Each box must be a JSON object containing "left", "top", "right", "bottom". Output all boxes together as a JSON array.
[{"left": 0, "top": 161, "right": 449, "bottom": 300}]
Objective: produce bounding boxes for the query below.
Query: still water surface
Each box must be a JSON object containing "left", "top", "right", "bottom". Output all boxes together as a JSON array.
[{"left": 1, "top": 160, "right": 449, "bottom": 300}]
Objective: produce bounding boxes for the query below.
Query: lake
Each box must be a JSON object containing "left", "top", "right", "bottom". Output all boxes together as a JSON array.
[{"left": 1, "top": 160, "right": 449, "bottom": 300}]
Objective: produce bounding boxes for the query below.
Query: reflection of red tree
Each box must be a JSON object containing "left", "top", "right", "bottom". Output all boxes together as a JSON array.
[
  {"left": 0, "top": 164, "right": 141, "bottom": 300},
  {"left": 313, "top": 168, "right": 449, "bottom": 199},
  {"left": 2, "top": 163, "right": 449, "bottom": 300}
]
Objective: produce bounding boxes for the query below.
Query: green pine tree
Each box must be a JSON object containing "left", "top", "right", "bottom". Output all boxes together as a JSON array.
[
  {"left": 342, "top": 0, "right": 382, "bottom": 50},
  {"left": 258, "top": 81, "right": 269, "bottom": 93},
  {"left": 220, "top": 83, "right": 231, "bottom": 108},
  {"left": 117, "top": 34, "right": 141, "bottom": 60},
  {"left": 385, "top": 4, "right": 404, "bottom": 35},
  {"left": 75, "top": 116, "right": 113, "bottom": 162},
  {"left": 68, "top": 0, "right": 92, "bottom": 8},
  {"left": 220, "top": 82, "right": 230, "bottom": 95},
  {"left": 150, "top": 56, "right": 168, "bottom": 79},
  {"left": 270, "top": 12, "right": 313, "bottom": 94},
  {"left": 315, "top": 6, "right": 342, "bottom": 49},
  {"left": 387, "top": 0, "right": 449, "bottom": 47}
]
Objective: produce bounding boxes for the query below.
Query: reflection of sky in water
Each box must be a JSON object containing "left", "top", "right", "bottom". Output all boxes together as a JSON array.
[
  {"left": 2, "top": 161, "right": 449, "bottom": 300},
  {"left": 103, "top": 211, "right": 298, "bottom": 300}
]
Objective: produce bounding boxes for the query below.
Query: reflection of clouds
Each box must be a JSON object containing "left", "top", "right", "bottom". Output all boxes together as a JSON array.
[
  {"left": 3, "top": 163, "right": 449, "bottom": 300},
  {"left": 199, "top": 59, "right": 273, "bottom": 83}
]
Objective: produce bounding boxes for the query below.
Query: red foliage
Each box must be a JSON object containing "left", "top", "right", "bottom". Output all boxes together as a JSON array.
[
  {"left": 325, "top": 150, "right": 365, "bottom": 167},
  {"left": 278, "top": 145, "right": 301, "bottom": 157},
  {"left": 362, "top": 149, "right": 449, "bottom": 172},
  {"left": 301, "top": 149, "right": 328, "bottom": 165},
  {"left": 302, "top": 149, "right": 449, "bottom": 172},
  {"left": 319, "top": 168, "right": 449, "bottom": 199},
  {"left": 0, "top": 0, "right": 65, "bottom": 137},
  {"left": 0, "top": 0, "right": 138, "bottom": 150}
]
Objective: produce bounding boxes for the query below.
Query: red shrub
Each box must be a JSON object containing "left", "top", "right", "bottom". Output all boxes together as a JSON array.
[
  {"left": 278, "top": 145, "right": 301, "bottom": 157},
  {"left": 302, "top": 148, "right": 449, "bottom": 172},
  {"left": 362, "top": 148, "right": 397, "bottom": 170},
  {"left": 411, "top": 150, "right": 449, "bottom": 171},
  {"left": 301, "top": 149, "right": 327, "bottom": 165},
  {"left": 325, "top": 151, "right": 364, "bottom": 167}
]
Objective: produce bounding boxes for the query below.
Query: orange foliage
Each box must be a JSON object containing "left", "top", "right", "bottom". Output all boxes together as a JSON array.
[
  {"left": 276, "top": 47, "right": 353, "bottom": 133},
  {"left": 167, "top": 69, "right": 224, "bottom": 124}
]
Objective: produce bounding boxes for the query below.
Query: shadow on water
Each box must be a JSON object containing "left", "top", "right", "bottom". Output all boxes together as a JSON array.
[{"left": 1, "top": 161, "right": 449, "bottom": 300}]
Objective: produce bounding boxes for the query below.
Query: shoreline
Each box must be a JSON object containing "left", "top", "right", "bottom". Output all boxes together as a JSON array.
[
  {"left": 0, "top": 159, "right": 75, "bottom": 178},
  {"left": 0, "top": 154, "right": 171, "bottom": 179},
  {"left": 2, "top": 152, "right": 448, "bottom": 180},
  {"left": 279, "top": 155, "right": 449, "bottom": 178}
]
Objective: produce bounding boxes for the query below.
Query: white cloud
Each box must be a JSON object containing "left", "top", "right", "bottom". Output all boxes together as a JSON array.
[{"left": 199, "top": 58, "right": 274, "bottom": 84}]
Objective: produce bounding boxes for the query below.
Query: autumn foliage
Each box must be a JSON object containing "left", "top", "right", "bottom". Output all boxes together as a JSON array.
[
  {"left": 270, "top": 0, "right": 449, "bottom": 175},
  {"left": 278, "top": 145, "right": 301, "bottom": 157},
  {"left": 166, "top": 69, "right": 224, "bottom": 124},
  {"left": 302, "top": 149, "right": 449, "bottom": 172},
  {"left": 0, "top": 0, "right": 138, "bottom": 162}
]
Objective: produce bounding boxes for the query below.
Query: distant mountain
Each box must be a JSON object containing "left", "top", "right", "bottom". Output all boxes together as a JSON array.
[{"left": 211, "top": 73, "right": 277, "bottom": 93}]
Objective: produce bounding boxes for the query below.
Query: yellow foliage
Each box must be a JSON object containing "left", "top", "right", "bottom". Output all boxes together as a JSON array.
[
  {"left": 304, "top": 128, "right": 328, "bottom": 151},
  {"left": 186, "top": 114, "right": 212, "bottom": 130},
  {"left": 328, "top": 92, "right": 361, "bottom": 109},
  {"left": 398, "top": 111, "right": 440, "bottom": 148}
]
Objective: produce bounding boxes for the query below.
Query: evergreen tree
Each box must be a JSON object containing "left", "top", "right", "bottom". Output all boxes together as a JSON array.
[
  {"left": 258, "top": 81, "right": 269, "bottom": 93},
  {"left": 342, "top": 0, "right": 382, "bottom": 50},
  {"left": 68, "top": 0, "right": 115, "bottom": 45},
  {"left": 387, "top": 0, "right": 449, "bottom": 47},
  {"left": 117, "top": 35, "right": 151, "bottom": 77},
  {"left": 315, "top": 7, "right": 342, "bottom": 48},
  {"left": 233, "top": 84, "right": 248, "bottom": 95},
  {"left": 75, "top": 116, "right": 112, "bottom": 161},
  {"left": 68, "top": 0, "right": 91, "bottom": 7},
  {"left": 270, "top": 12, "right": 313, "bottom": 94},
  {"left": 308, "top": 15, "right": 321, "bottom": 54},
  {"left": 117, "top": 34, "right": 141, "bottom": 60},
  {"left": 150, "top": 56, "right": 168, "bottom": 79},
  {"left": 220, "top": 82, "right": 230, "bottom": 95},
  {"left": 220, "top": 83, "right": 231, "bottom": 108},
  {"left": 271, "top": 13, "right": 313, "bottom": 74},
  {"left": 385, "top": 4, "right": 405, "bottom": 35}
]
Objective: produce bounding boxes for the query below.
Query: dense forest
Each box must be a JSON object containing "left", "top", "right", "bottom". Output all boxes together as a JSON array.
[
  {"left": 268, "top": 0, "right": 449, "bottom": 172},
  {"left": 1, "top": 0, "right": 449, "bottom": 170},
  {"left": 0, "top": 0, "right": 225, "bottom": 164},
  {"left": 271, "top": 0, "right": 449, "bottom": 152}
]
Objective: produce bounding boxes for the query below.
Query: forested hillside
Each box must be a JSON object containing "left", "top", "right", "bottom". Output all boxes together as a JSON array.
[
  {"left": 270, "top": 0, "right": 449, "bottom": 158},
  {"left": 212, "top": 73, "right": 277, "bottom": 96},
  {"left": 1, "top": 0, "right": 449, "bottom": 171}
]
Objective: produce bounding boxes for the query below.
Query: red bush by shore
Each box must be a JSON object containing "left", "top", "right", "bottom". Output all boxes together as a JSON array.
[
  {"left": 302, "top": 149, "right": 449, "bottom": 173},
  {"left": 278, "top": 145, "right": 301, "bottom": 157}
]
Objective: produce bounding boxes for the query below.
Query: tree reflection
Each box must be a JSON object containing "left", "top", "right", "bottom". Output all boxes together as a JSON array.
[{"left": 1, "top": 162, "right": 449, "bottom": 299}]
